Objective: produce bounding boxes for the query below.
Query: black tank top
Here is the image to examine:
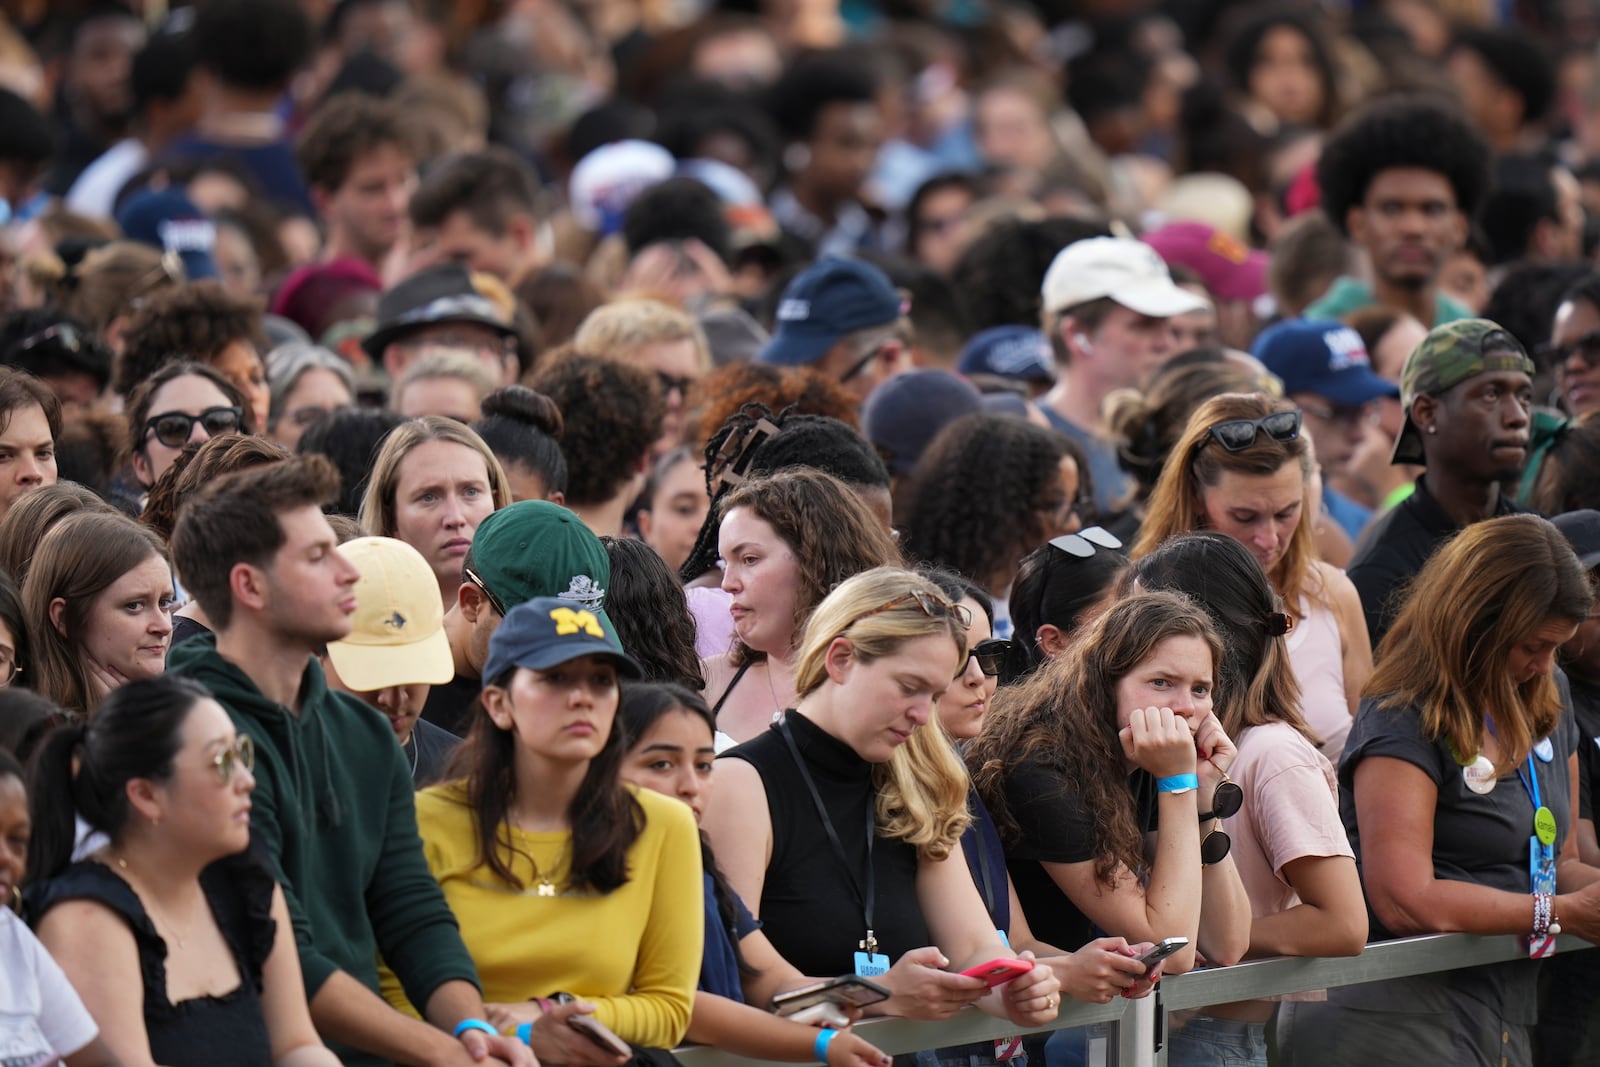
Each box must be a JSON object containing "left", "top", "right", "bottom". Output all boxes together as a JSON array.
[{"left": 723, "top": 712, "right": 930, "bottom": 977}]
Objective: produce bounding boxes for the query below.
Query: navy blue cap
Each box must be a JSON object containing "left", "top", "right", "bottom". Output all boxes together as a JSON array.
[
  {"left": 1552, "top": 510, "right": 1600, "bottom": 571},
  {"left": 958, "top": 326, "right": 1056, "bottom": 383},
  {"left": 1251, "top": 319, "right": 1399, "bottom": 407},
  {"left": 757, "top": 256, "right": 902, "bottom": 367},
  {"left": 862, "top": 369, "right": 983, "bottom": 476},
  {"left": 483, "top": 597, "right": 642, "bottom": 684},
  {"left": 115, "top": 187, "right": 218, "bottom": 280}
]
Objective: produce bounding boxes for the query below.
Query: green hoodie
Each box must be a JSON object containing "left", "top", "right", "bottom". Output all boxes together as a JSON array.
[{"left": 169, "top": 634, "right": 478, "bottom": 1066}]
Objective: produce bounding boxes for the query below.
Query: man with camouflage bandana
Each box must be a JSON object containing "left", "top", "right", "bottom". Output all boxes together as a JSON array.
[{"left": 1347, "top": 319, "right": 1535, "bottom": 646}]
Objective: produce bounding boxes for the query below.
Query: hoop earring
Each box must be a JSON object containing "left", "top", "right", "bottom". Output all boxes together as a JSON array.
[{"left": 9, "top": 884, "right": 19, "bottom": 912}]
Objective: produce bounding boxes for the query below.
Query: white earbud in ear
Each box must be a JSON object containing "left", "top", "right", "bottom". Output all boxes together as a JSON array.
[{"left": 1075, "top": 332, "right": 1094, "bottom": 355}]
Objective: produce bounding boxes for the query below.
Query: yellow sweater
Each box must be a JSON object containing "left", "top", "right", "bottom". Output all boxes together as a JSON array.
[{"left": 379, "top": 782, "right": 703, "bottom": 1048}]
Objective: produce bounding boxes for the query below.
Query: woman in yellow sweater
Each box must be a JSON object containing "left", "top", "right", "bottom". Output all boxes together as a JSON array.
[{"left": 381, "top": 597, "right": 703, "bottom": 1063}]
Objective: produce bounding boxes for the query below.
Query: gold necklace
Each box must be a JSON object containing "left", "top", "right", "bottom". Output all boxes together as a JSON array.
[
  {"left": 528, "top": 839, "right": 572, "bottom": 898},
  {"left": 112, "top": 856, "right": 202, "bottom": 949}
]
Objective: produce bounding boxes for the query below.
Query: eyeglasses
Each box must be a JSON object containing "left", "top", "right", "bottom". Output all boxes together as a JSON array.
[
  {"left": 966, "top": 638, "right": 1013, "bottom": 677},
  {"left": 0, "top": 649, "right": 20, "bottom": 687},
  {"left": 1540, "top": 329, "right": 1600, "bottom": 370},
  {"left": 462, "top": 564, "right": 508, "bottom": 618},
  {"left": 1199, "top": 766, "right": 1242, "bottom": 865},
  {"left": 1201, "top": 410, "right": 1301, "bottom": 452},
  {"left": 211, "top": 735, "right": 255, "bottom": 785},
  {"left": 15, "top": 323, "right": 98, "bottom": 357},
  {"left": 288, "top": 403, "right": 350, "bottom": 429},
  {"left": 129, "top": 249, "right": 185, "bottom": 307},
  {"left": 1049, "top": 526, "right": 1123, "bottom": 558},
  {"left": 1050, "top": 489, "right": 1096, "bottom": 529},
  {"left": 839, "top": 345, "right": 883, "bottom": 385},
  {"left": 142, "top": 406, "right": 243, "bottom": 449},
  {"left": 852, "top": 590, "right": 973, "bottom": 629}
]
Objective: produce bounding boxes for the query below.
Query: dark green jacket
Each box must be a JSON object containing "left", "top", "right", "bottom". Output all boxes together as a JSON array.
[{"left": 169, "top": 634, "right": 478, "bottom": 1065}]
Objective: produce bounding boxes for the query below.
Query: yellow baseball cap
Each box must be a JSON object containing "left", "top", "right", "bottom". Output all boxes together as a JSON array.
[{"left": 326, "top": 537, "right": 456, "bottom": 693}]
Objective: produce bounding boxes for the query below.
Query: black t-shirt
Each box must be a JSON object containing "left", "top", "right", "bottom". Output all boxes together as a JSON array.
[
  {"left": 1347, "top": 477, "right": 1525, "bottom": 648},
  {"left": 406, "top": 718, "right": 460, "bottom": 789},
  {"left": 722, "top": 713, "right": 930, "bottom": 978},
  {"left": 1001, "top": 756, "right": 1159, "bottom": 951},
  {"left": 420, "top": 673, "right": 481, "bottom": 735},
  {"left": 1569, "top": 674, "right": 1600, "bottom": 824}
]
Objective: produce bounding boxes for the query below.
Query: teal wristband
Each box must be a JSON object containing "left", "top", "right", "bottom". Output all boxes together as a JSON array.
[
  {"left": 517, "top": 1022, "right": 533, "bottom": 1046},
  {"left": 814, "top": 1028, "right": 839, "bottom": 1062},
  {"left": 454, "top": 1019, "right": 499, "bottom": 1040},
  {"left": 1157, "top": 774, "right": 1198, "bottom": 793}
]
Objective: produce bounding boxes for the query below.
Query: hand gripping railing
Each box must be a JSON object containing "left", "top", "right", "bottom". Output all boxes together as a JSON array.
[{"left": 671, "top": 934, "right": 1594, "bottom": 1067}]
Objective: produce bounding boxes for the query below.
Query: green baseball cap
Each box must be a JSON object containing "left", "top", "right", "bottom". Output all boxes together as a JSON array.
[
  {"left": 1391, "top": 318, "right": 1534, "bottom": 466},
  {"left": 463, "top": 501, "right": 610, "bottom": 615}
]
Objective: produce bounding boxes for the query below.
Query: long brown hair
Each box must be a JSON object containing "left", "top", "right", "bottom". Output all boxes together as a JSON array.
[
  {"left": 1368, "top": 515, "right": 1592, "bottom": 773},
  {"left": 967, "top": 591, "right": 1222, "bottom": 885},
  {"left": 451, "top": 665, "right": 642, "bottom": 894},
  {"left": 22, "top": 511, "right": 170, "bottom": 716},
  {"left": 719, "top": 468, "right": 902, "bottom": 667},
  {"left": 1133, "top": 392, "right": 1320, "bottom": 611}
]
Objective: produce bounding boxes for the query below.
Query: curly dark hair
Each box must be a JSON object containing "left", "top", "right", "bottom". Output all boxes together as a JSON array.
[
  {"left": 1449, "top": 25, "right": 1556, "bottom": 127},
  {"left": 296, "top": 406, "right": 404, "bottom": 517},
  {"left": 115, "top": 281, "right": 266, "bottom": 397},
  {"left": 1481, "top": 262, "right": 1592, "bottom": 360},
  {"left": 1222, "top": 5, "right": 1340, "bottom": 129},
  {"left": 296, "top": 91, "right": 414, "bottom": 193},
  {"left": 191, "top": 0, "right": 314, "bottom": 91},
  {"left": 766, "top": 51, "right": 877, "bottom": 142},
  {"left": 601, "top": 536, "right": 706, "bottom": 691},
  {"left": 952, "top": 217, "right": 1113, "bottom": 333},
  {"left": 527, "top": 352, "right": 665, "bottom": 507},
  {"left": 967, "top": 590, "right": 1221, "bottom": 885},
  {"left": 898, "top": 413, "right": 1069, "bottom": 591},
  {"left": 1315, "top": 96, "right": 1492, "bottom": 238}
]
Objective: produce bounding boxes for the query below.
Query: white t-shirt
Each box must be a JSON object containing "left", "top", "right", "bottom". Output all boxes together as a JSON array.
[{"left": 0, "top": 908, "right": 99, "bottom": 1065}]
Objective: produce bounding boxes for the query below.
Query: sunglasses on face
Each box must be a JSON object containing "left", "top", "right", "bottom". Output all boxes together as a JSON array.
[
  {"left": 852, "top": 589, "right": 974, "bottom": 629},
  {"left": 1049, "top": 526, "right": 1123, "bottom": 558},
  {"left": 142, "top": 406, "right": 244, "bottom": 449},
  {"left": 1199, "top": 768, "right": 1242, "bottom": 865},
  {"left": 966, "top": 638, "right": 1013, "bottom": 677},
  {"left": 656, "top": 371, "right": 694, "bottom": 396},
  {"left": 211, "top": 735, "right": 255, "bottom": 785},
  {"left": 1201, "top": 409, "right": 1302, "bottom": 452},
  {"left": 1541, "top": 329, "right": 1600, "bottom": 369}
]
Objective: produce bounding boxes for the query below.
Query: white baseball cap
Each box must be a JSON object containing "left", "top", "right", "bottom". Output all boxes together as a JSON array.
[{"left": 1040, "top": 236, "right": 1210, "bottom": 318}]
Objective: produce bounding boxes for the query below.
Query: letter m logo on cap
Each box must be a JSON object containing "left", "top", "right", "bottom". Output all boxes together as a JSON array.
[{"left": 550, "top": 607, "right": 605, "bottom": 637}]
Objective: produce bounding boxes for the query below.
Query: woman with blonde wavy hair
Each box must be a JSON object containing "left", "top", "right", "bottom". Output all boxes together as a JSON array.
[
  {"left": 1132, "top": 391, "right": 1371, "bottom": 761},
  {"left": 359, "top": 416, "right": 513, "bottom": 610},
  {"left": 703, "top": 567, "right": 1065, "bottom": 1030}
]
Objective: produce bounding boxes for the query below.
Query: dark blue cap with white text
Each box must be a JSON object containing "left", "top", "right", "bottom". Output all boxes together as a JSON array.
[{"left": 756, "top": 256, "right": 902, "bottom": 367}]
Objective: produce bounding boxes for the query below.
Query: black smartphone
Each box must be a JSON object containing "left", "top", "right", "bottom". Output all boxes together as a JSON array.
[
  {"left": 1137, "top": 937, "right": 1189, "bottom": 973},
  {"left": 567, "top": 1014, "right": 632, "bottom": 1059},
  {"left": 771, "top": 975, "right": 893, "bottom": 1016}
]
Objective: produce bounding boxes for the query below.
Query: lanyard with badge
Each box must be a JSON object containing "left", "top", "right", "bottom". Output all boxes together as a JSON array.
[
  {"left": 1469, "top": 726, "right": 1562, "bottom": 957},
  {"left": 778, "top": 718, "right": 890, "bottom": 977}
]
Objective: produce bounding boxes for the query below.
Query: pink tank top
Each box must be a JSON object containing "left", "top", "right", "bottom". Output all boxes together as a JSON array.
[{"left": 1286, "top": 592, "right": 1353, "bottom": 762}]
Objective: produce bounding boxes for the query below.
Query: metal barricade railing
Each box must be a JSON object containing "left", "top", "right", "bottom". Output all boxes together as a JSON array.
[{"left": 671, "top": 934, "right": 1595, "bottom": 1067}]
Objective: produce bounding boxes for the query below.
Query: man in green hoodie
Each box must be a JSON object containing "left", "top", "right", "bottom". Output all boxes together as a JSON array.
[{"left": 169, "top": 456, "right": 533, "bottom": 1067}]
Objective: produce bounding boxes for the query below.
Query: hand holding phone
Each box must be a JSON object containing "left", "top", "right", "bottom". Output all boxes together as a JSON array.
[
  {"left": 956, "top": 957, "right": 1035, "bottom": 987},
  {"left": 772, "top": 975, "right": 892, "bottom": 1017},
  {"left": 567, "top": 1014, "right": 632, "bottom": 1060},
  {"left": 1135, "top": 937, "right": 1188, "bottom": 976}
]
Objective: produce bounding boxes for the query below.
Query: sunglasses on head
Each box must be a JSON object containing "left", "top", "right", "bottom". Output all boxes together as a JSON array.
[
  {"left": 966, "top": 638, "right": 1013, "bottom": 677},
  {"left": 852, "top": 589, "right": 973, "bottom": 629},
  {"left": 142, "top": 406, "right": 243, "bottom": 449},
  {"left": 463, "top": 564, "right": 508, "bottom": 618},
  {"left": 1201, "top": 409, "right": 1301, "bottom": 453},
  {"left": 1049, "top": 526, "right": 1123, "bottom": 558}
]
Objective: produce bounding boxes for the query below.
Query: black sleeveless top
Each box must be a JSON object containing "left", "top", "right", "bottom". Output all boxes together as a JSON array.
[
  {"left": 723, "top": 712, "right": 930, "bottom": 976},
  {"left": 28, "top": 848, "right": 277, "bottom": 1066}
]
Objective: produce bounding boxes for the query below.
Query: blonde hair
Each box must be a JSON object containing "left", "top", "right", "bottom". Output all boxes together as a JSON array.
[
  {"left": 573, "top": 299, "right": 712, "bottom": 375},
  {"left": 358, "top": 417, "right": 513, "bottom": 538},
  {"left": 59, "top": 242, "right": 183, "bottom": 332},
  {"left": 393, "top": 347, "right": 499, "bottom": 410},
  {"left": 794, "top": 566, "right": 972, "bottom": 860},
  {"left": 1132, "top": 392, "right": 1321, "bottom": 611},
  {"left": 1369, "top": 515, "right": 1591, "bottom": 775}
]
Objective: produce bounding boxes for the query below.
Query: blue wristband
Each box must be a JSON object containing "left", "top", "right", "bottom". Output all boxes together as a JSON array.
[
  {"left": 1156, "top": 774, "right": 1198, "bottom": 793},
  {"left": 454, "top": 1019, "right": 499, "bottom": 1040},
  {"left": 517, "top": 1022, "right": 533, "bottom": 1046},
  {"left": 814, "top": 1028, "right": 839, "bottom": 1062}
]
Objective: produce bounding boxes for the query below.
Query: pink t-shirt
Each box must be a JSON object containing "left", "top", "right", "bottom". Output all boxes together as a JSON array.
[{"left": 1225, "top": 721, "right": 1353, "bottom": 919}]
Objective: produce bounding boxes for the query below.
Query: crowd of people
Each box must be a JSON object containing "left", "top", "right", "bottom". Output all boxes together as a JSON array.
[{"left": 3, "top": 0, "right": 1600, "bottom": 1066}]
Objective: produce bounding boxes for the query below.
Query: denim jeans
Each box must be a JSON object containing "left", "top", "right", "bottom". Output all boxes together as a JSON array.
[{"left": 1166, "top": 1015, "right": 1268, "bottom": 1067}]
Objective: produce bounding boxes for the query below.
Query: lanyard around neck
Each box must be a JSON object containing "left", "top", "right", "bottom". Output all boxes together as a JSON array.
[{"left": 778, "top": 716, "right": 877, "bottom": 950}]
